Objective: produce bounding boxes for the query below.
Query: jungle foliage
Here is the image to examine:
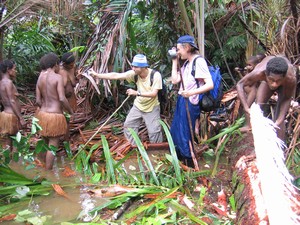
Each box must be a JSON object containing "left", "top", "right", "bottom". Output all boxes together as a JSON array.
[{"left": 0, "top": 0, "right": 299, "bottom": 223}]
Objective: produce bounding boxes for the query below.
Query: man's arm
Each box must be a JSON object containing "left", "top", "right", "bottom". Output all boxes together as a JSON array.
[
  {"left": 57, "top": 76, "right": 73, "bottom": 114},
  {"left": 179, "top": 76, "right": 214, "bottom": 97},
  {"left": 275, "top": 95, "right": 292, "bottom": 127},
  {"left": 275, "top": 77, "right": 297, "bottom": 126},
  {"left": 126, "top": 88, "right": 159, "bottom": 98},
  {"left": 236, "top": 72, "right": 263, "bottom": 114},
  {"left": 89, "top": 69, "right": 134, "bottom": 80}
]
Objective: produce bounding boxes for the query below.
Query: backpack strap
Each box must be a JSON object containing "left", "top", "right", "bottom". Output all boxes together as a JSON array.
[
  {"left": 183, "top": 55, "right": 202, "bottom": 78},
  {"left": 149, "top": 69, "right": 156, "bottom": 86},
  {"left": 135, "top": 69, "right": 156, "bottom": 86},
  {"left": 191, "top": 55, "right": 202, "bottom": 78},
  {"left": 186, "top": 55, "right": 202, "bottom": 87},
  {"left": 134, "top": 74, "right": 138, "bottom": 83}
]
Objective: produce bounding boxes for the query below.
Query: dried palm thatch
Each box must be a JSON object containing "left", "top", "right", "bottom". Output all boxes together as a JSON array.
[
  {"left": 0, "top": 0, "right": 51, "bottom": 29},
  {"left": 211, "top": 0, "right": 300, "bottom": 63},
  {"left": 213, "top": 1, "right": 249, "bottom": 33},
  {"left": 279, "top": 16, "right": 300, "bottom": 63},
  {"left": 77, "top": 1, "right": 134, "bottom": 111},
  {"left": 252, "top": 0, "right": 300, "bottom": 61},
  {"left": 49, "top": 0, "right": 83, "bottom": 18}
]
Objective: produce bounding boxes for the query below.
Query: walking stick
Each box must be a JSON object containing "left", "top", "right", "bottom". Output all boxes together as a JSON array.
[
  {"left": 177, "top": 59, "right": 200, "bottom": 170},
  {"left": 72, "top": 95, "right": 131, "bottom": 160}
]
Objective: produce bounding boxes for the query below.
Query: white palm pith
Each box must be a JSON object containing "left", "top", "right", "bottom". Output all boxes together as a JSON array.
[{"left": 250, "top": 103, "right": 300, "bottom": 225}]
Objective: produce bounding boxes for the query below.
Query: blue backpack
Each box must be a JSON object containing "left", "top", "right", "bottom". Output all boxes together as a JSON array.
[{"left": 189, "top": 56, "right": 223, "bottom": 112}]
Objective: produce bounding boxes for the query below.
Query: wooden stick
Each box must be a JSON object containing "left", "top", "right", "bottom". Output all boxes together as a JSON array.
[{"left": 72, "top": 95, "right": 131, "bottom": 160}]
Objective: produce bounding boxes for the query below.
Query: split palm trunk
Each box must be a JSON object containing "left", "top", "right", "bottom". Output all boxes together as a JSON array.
[{"left": 230, "top": 104, "right": 300, "bottom": 225}]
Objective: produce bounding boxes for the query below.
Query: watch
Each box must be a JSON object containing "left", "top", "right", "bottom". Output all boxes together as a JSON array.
[{"left": 137, "top": 91, "right": 141, "bottom": 96}]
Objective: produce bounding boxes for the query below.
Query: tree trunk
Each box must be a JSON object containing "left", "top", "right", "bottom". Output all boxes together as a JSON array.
[
  {"left": 230, "top": 131, "right": 300, "bottom": 224},
  {"left": 230, "top": 133, "right": 269, "bottom": 225}
]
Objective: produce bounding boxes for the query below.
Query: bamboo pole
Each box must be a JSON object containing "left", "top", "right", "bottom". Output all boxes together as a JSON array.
[
  {"left": 195, "top": 0, "right": 205, "bottom": 56},
  {"left": 177, "top": 0, "right": 193, "bottom": 36}
]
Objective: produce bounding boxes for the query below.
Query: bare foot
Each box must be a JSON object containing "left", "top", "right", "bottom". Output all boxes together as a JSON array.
[{"left": 239, "top": 126, "right": 252, "bottom": 133}]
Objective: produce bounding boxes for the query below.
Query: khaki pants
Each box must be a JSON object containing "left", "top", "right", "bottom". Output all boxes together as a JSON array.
[{"left": 124, "top": 105, "right": 163, "bottom": 145}]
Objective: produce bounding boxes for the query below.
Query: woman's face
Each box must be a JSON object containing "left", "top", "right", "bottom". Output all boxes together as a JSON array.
[
  {"left": 64, "top": 61, "right": 75, "bottom": 70},
  {"left": 8, "top": 65, "right": 17, "bottom": 79},
  {"left": 176, "top": 43, "right": 189, "bottom": 60},
  {"left": 54, "top": 63, "right": 60, "bottom": 73}
]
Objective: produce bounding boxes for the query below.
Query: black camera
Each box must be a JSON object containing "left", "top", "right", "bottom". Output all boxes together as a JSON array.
[{"left": 168, "top": 49, "right": 177, "bottom": 58}]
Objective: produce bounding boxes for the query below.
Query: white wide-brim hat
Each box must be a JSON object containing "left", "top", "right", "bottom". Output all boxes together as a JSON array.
[{"left": 131, "top": 54, "right": 149, "bottom": 67}]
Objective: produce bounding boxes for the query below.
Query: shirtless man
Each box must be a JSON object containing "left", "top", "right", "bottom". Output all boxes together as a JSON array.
[
  {"left": 58, "top": 52, "right": 77, "bottom": 141},
  {"left": 0, "top": 59, "right": 25, "bottom": 151},
  {"left": 235, "top": 55, "right": 262, "bottom": 130},
  {"left": 237, "top": 56, "right": 296, "bottom": 141},
  {"left": 36, "top": 53, "right": 73, "bottom": 170},
  {"left": 235, "top": 55, "right": 262, "bottom": 79},
  {"left": 59, "top": 52, "right": 77, "bottom": 112}
]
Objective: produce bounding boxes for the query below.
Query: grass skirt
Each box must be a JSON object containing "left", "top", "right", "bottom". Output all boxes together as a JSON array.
[
  {"left": 35, "top": 111, "right": 67, "bottom": 137},
  {"left": 0, "top": 112, "right": 20, "bottom": 135}
]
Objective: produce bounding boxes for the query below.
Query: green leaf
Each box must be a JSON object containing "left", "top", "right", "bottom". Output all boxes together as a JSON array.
[
  {"left": 170, "top": 200, "right": 208, "bottom": 225},
  {"left": 31, "top": 123, "right": 37, "bottom": 134},
  {"left": 16, "top": 132, "right": 22, "bottom": 142},
  {"left": 229, "top": 194, "right": 236, "bottom": 212},
  {"left": 31, "top": 117, "right": 42, "bottom": 134},
  {"left": 125, "top": 187, "right": 179, "bottom": 219},
  {"left": 294, "top": 177, "right": 300, "bottom": 188},
  {"left": 48, "top": 145, "right": 57, "bottom": 154},
  {"left": 91, "top": 173, "right": 101, "bottom": 183},
  {"left": 63, "top": 141, "right": 73, "bottom": 159},
  {"left": 129, "top": 128, "right": 159, "bottom": 186},
  {"left": 35, "top": 140, "right": 46, "bottom": 154},
  {"left": 137, "top": 151, "right": 147, "bottom": 184},
  {"left": 160, "top": 120, "right": 182, "bottom": 185},
  {"left": 204, "top": 117, "right": 244, "bottom": 143},
  {"left": 15, "top": 186, "right": 30, "bottom": 198},
  {"left": 12, "top": 152, "right": 20, "bottom": 162},
  {"left": 101, "top": 135, "right": 116, "bottom": 184}
]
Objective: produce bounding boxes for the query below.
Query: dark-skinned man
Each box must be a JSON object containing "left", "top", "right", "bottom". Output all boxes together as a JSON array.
[{"left": 237, "top": 56, "right": 296, "bottom": 141}]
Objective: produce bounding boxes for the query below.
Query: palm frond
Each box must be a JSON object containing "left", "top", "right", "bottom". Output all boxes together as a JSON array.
[
  {"left": 128, "top": 128, "right": 160, "bottom": 186},
  {"left": 0, "top": 0, "right": 51, "bottom": 28}
]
